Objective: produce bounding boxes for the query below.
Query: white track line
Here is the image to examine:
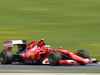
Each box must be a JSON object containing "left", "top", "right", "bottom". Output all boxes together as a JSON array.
[{"left": 0, "top": 73, "right": 100, "bottom": 75}]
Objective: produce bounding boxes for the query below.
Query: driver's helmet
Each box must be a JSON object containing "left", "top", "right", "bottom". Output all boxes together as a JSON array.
[
  {"left": 44, "top": 45, "right": 50, "bottom": 50},
  {"left": 38, "top": 39, "right": 45, "bottom": 42}
]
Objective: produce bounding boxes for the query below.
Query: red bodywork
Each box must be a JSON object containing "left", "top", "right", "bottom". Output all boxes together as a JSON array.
[{"left": 3, "top": 40, "right": 96, "bottom": 65}]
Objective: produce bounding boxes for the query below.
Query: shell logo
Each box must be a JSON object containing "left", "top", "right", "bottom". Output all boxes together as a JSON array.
[{"left": 31, "top": 54, "right": 35, "bottom": 59}]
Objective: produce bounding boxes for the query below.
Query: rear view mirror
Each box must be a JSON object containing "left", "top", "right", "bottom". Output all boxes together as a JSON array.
[{"left": 58, "top": 47, "right": 62, "bottom": 49}]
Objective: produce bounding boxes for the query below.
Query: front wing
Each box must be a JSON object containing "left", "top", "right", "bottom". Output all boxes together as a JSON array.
[{"left": 42, "top": 58, "right": 98, "bottom": 65}]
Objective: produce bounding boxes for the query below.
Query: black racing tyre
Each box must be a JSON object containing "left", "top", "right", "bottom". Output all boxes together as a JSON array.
[
  {"left": 77, "top": 50, "right": 89, "bottom": 65},
  {"left": 0, "top": 50, "right": 13, "bottom": 64},
  {"left": 48, "top": 51, "right": 62, "bottom": 66},
  {"left": 77, "top": 50, "right": 89, "bottom": 59}
]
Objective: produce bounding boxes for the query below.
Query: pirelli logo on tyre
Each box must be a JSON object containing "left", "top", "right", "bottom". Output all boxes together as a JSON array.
[{"left": 78, "top": 51, "right": 83, "bottom": 54}]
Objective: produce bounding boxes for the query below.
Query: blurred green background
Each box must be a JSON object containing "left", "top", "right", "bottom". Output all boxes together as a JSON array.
[{"left": 0, "top": 0, "right": 100, "bottom": 60}]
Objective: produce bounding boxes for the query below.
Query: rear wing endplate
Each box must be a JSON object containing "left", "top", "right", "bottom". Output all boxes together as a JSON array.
[{"left": 4, "top": 40, "right": 27, "bottom": 50}]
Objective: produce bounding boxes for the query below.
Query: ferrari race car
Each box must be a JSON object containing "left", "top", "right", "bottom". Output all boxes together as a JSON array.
[{"left": 0, "top": 39, "right": 98, "bottom": 66}]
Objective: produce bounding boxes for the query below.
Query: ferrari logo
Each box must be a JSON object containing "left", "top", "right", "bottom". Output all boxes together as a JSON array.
[{"left": 31, "top": 54, "right": 35, "bottom": 59}]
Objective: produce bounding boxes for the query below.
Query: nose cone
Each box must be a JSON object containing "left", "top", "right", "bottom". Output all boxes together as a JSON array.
[{"left": 90, "top": 58, "right": 98, "bottom": 63}]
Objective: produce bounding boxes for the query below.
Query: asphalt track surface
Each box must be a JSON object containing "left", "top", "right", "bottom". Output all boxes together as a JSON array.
[{"left": 0, "top": 62, "right": 100, "bottom": 71}]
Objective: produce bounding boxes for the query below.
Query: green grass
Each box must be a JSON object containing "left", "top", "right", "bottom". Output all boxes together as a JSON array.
[
  {"left": 0, "top": 71, "right": 100, "bottom": 73},
  {"left": 0, "top": 0, "right": 100, "bottom": 60}
]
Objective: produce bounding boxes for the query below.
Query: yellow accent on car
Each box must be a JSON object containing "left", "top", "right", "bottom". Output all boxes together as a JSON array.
[
  {"left": 27, "top": 55, "right": 30, "bottom": 59},
  {"left": 31, "top": 54, "right": 35, "bottom": 59},
  {"left": 73, "top": 55, "right": 77, "bottom": 57},
  {"left": 78, "top": 51, "right": 83, "bottom": 54},
  {"left": 1, "top": 51, "right": 7, "bottom": 64},
  {"left": 31, "top": 45, "right": 33, "bottom": 49}
]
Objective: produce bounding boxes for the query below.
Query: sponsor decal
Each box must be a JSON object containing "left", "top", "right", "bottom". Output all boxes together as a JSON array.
[
  {"left": 4, "top": 44, "right": 13, "bottom": 47},
  {"left": 72, "top": 55, "right": 84, "bottom": 60},
  {"left": 32, "top": 45, "right": 38, "bottom": 50},
  {"left": 31, "top": 54, "right": 35, "bottom": 59},
  {"left": 27, "top": 55, "right": 30, "bottom": 59},
  {"left": 44, "top": 60, "right": 48, "bottom": 63},
  {"left": 42, "top": 58, "right": 49, "bottom": 64},
  {"left": 73, "top": 55, "right": 77, "bottom": 57},
  {"left": 12, "top": 40, "right": 23, "bottom": 44}
]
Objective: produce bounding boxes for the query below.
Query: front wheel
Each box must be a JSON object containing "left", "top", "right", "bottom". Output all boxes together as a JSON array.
[
  {"left": 77, "top": 50, "right": 89, "bottom": 65},
  {"left": 77, "top": 50, "right": 89, "bottom": 59},
  {"left": 48, "top": 51, "right": 62, "bottom": 66},
  {"left": 0, "top": 50, "right": 13, "bottom": 64}
]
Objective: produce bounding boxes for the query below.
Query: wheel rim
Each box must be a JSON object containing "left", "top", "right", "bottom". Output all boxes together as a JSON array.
[
  {"left": 78, "top": 53, "right": 83, "bottom": 57},
  {"left": 0, "top": 53, "right": 5, "bottom": 63},
  {"left": 49, "top": 53, "right": 55, "bottom": 64},
  {"left": 77, "top": 51, "right": 84, "bottom": 58}
]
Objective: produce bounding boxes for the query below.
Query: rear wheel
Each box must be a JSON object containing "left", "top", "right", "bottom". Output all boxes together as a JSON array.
[
  {"left": 48, "top": 51, "right": 62, "bottom": 66},
  {"left": 77, "top": 50, "right": 89, "bottom": 65},
  {"left": 0, "top": 50, "right": 13, "bottom": 64}
]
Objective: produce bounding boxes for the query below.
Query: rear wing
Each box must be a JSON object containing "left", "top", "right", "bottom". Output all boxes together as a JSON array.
[{"left": 4, "top": 40, "right": 27, "bottom": 51}]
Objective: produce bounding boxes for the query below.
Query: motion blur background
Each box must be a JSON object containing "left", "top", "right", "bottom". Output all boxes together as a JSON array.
[{"left": 0, "top": 0, "right": 100, "bottom": 60}]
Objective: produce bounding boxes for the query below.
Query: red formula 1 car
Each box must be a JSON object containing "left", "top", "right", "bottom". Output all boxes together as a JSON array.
[{"left": 0, "top": 39, "right": 98, "bottom": 66}]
